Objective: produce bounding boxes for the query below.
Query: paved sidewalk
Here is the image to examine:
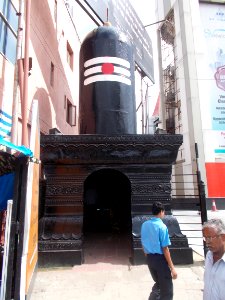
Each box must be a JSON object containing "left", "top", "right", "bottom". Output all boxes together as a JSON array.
[
  {"left": 30, "top": 252, "right": 204, "bottom": 300},
  {"left": 30, "top": 210, "right": 225, "bottom": 299}
]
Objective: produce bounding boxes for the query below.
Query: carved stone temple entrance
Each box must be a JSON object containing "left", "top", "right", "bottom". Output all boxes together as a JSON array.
[{"left": 38, "top": 134, "right": 193, "bottom": 267}]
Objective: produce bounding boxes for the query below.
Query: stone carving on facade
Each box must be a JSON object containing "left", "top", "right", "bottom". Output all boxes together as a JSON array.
[{"left": 39, "top": 134, "right": 193, "bottom": 265}]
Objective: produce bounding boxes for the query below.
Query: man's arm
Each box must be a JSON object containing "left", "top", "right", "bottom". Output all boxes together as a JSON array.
[
  {"left": 163, "top": 246, "right": 178, "bottom": 279},
  {"left": 142, "top": 247, "right": 147, "bottom": 256},
  {"left": 141, "top": 223, "right": 147, "bottom": 256}
]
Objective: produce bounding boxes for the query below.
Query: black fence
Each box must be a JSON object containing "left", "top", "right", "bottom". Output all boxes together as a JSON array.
[
  {"left": 0, "top": 210, "right": 6, "bottom": 287},
  {"left": 0, "top": 156, "right": 29, "bottom": 299},
  {"left": 171, "top": 172, "right": 207, "bottom": 255}
]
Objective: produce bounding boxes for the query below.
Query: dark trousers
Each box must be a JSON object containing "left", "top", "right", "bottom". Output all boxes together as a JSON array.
[{"left": 146, "top": 254, "right": 173, "bottom": 300}]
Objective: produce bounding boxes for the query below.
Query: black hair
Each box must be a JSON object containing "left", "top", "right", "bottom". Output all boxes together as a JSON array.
[{"left": 152, "top": 201, "right": 165, "bottom": 215}]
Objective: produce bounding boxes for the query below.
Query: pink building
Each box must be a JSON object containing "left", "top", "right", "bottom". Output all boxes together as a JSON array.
[{"left": 0, "top": 0, "right": 80, "bottom": 146}]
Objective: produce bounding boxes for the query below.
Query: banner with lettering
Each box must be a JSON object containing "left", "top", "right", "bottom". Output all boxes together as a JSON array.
[{"left": 200, "top": 3, "right": 225, "bottom": 197}]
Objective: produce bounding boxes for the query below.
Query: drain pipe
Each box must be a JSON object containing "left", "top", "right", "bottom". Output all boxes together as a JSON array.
[
  {"left": 21, "top": 0, "right": 31, "bottom": 147},
  {"left": 18, "top": 58, "right": 24, "bottom": 112},
  {"left": 11, "top": 0, "right": 24, "bottom": 145}
]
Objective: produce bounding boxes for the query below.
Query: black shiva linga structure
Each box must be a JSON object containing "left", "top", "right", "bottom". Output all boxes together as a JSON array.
[{"left": 38, "top": 23, "right": 193, "bottom": 266}]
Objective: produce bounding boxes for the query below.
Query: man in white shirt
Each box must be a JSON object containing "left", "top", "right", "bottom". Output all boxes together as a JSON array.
[{"left": 202, "top": 218, "right": 225, "bottom": 300}]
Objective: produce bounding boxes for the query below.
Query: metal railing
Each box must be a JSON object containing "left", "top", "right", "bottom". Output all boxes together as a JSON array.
[{"left": 171, "top": 172, "right": 207, "bottom": 256}]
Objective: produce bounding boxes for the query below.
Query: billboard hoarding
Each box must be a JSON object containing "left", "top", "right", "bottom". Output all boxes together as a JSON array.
[{"left": 200, "top": 3, "right": 225, "bottom": 197}]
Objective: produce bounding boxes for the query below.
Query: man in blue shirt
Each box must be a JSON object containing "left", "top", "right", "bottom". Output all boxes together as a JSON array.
[{"left": 141, "top": 202, "right": 177, "bottom": 300}]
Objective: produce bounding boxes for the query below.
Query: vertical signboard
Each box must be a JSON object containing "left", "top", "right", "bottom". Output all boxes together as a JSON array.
[
  {"left": 20, "top": 100, "right": 40, "bottom": 299},
  {"left": 199, "top": 3, "right": 225, "bottom": 197}
]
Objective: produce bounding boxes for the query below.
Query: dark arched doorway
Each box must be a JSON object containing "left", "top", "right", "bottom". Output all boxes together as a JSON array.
[{"left": 83, "top": 169, "right": 132, "bottom": 264}]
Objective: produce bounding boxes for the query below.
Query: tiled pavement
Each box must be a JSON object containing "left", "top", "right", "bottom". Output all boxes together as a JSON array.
[{"left": 30, "top": 232, "right": 204, "bottom": 300}]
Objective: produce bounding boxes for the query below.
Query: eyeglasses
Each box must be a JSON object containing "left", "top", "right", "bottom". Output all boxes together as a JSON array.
[{"left": 203, "top": 235, "right": 220, "bottom": 242}]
